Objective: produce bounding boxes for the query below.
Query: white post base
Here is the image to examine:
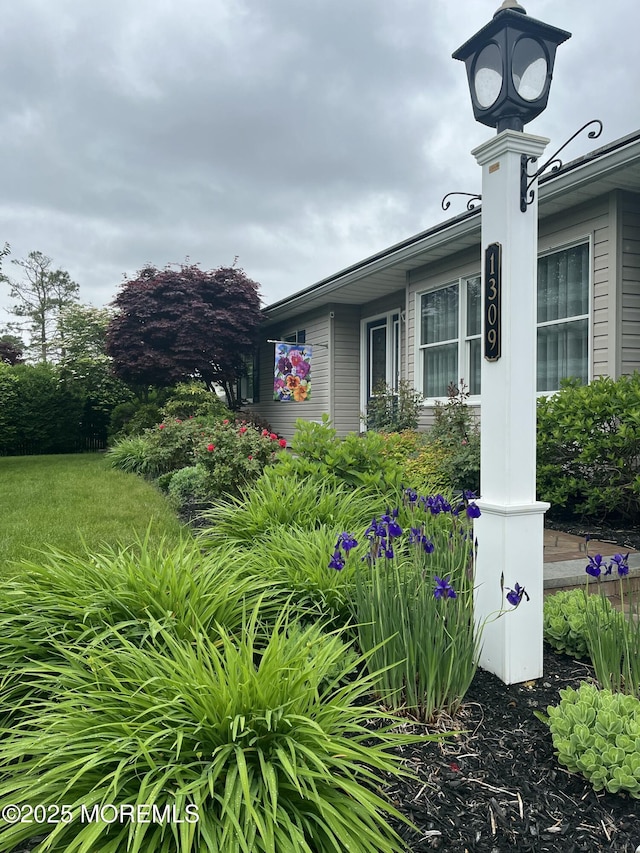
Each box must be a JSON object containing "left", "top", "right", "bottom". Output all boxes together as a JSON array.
[{"left": 474, "top": 499, "right": 550, "bottom": 684}]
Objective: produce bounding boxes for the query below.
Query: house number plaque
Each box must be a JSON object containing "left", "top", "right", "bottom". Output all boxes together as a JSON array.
[{"left": 484, "top": 242, "right": 502, "bottom": 361}]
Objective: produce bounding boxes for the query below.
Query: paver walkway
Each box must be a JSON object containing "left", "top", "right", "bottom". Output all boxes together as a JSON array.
[{"left": 543, "top": 529, "right": 640, "bottom": 598}]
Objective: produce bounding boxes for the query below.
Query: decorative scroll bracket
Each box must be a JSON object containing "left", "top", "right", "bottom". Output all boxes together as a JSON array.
[
  {"left": 441, "top": 191, "right": 482, "bottom": 213},
  {"left": 520, "top": 119, "right": 603, "bottom": 213}
]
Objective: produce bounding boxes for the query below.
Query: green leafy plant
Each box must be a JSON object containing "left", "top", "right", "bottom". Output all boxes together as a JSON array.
[
  {"left": 544, "top": 682, "right": 640, "bottom": 798},
  {"left": 427, "top": 381, "right": 480, "bottom": 494},
  {"left": 0, "top": 613, "right": 439, "bottom": 853},
  {"left": 543, "top": 588, "right": 621, "bottom": 660},
  {"left": 279, "top": 415, "right": 403, "bottom": 492},
  {"left": 365, "top": 380, "right": 424, "bottom": 432},
  {"left": 537, "top": 374, "right": 640, "bottom": 523}
]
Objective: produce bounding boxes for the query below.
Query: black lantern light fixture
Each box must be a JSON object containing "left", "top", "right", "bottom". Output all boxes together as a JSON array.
[{"left": 453, "top": 0, "right": 571, "bottom": 133}]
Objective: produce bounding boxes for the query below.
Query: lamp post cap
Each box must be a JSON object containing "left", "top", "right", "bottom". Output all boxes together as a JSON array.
[{"left": 494, "top": 0, "right": 527, "bottom": 15}]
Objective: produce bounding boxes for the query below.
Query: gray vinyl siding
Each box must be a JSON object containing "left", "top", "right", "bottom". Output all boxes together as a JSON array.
[
  {"left": 620, "top": 192, "right": 640, "bottom": 374},
  {"left": 244, "top": 309, "right": 331, "bottom": 440},
  {"left": 331, "top": 306, "right": 361, "bottom": 435}
]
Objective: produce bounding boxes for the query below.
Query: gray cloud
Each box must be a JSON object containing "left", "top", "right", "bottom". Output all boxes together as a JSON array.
[{"left": 0, "top": 0, "right": 637, "bottom": 326}]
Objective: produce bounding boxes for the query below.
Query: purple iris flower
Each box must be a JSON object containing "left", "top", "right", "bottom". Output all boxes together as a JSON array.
[
  {"left": 586, "top": 554, "right": 607, "bottom": 578},
  {"left": 506, "top": 583, "right": 529, "bottom": 607},
  {"left": 328, "top": 550, "right": 345, "bottom": 571},
  {"left": 425, "top": 495, "right": 452, "bottom": 515},
  {"left": 423, "top": 537, "right": 435, "bottom": 554},
  {"left": 337, "top": 533, "right": 358, "bottom": 552},
  {"left": 434, "top": 575, "right": 457, "bottom": 599},
  {"left": 466, "top": 503, "right": 481, "bottom": 519},
  {"left": 610, "top": 553, "right": 630, "bottom": 576},
  {"left": 404, "top": 488, "right": 418, "bottom": 505}
]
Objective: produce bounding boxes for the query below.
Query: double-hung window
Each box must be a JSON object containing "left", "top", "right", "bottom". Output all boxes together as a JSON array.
[
  {"left": 419, "top": 275, "right": 481, "bottom": 399},
  {"left": 537, "top": 243, "right": 589, "bottom": 391}
]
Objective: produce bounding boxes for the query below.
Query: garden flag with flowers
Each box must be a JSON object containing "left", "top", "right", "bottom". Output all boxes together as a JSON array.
[{"left": 273, "top": 342, "right": 312, "bottom": 401}]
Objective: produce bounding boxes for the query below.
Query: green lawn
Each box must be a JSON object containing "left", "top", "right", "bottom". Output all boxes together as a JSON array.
[{"left": 0, "top": 453, "right": 187, "bottom": 574}]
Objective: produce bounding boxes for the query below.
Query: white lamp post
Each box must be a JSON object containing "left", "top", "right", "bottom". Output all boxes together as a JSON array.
[{"left": 453, "top": 2, "right": 570, "bottom": 684}]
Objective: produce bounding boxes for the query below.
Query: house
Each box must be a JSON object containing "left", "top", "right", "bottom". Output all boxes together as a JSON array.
[{"left": 242, "top": 129, "right": 640, "bottom": 438}]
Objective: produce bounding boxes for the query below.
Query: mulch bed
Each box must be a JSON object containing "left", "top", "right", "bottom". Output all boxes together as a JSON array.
[{"left": 386, "top": 645, "right": 640, "bottom": 853}]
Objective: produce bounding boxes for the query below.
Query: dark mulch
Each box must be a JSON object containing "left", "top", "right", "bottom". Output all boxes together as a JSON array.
[{"left": 386, "top": 645, "right": 640, "bottom": 853}]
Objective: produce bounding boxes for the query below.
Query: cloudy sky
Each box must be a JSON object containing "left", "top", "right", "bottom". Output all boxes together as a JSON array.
[{"left": 0, "top": 0, "right": 637, "bottom": 330}]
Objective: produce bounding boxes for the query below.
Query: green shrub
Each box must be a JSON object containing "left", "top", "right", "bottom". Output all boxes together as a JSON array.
[
  {"left": 161, "top": 381, "right": 231, "bottom": 421},
  {"left": 543, "top": 588, "right": 621, "bottom": 660},
  {"left": 379, "top": 430, "right": 451, "bottom": 495},
  {"left": 108, "top": 400, "right": 163, "bottom": 438},
  {"left": 106, "top": 417, "right": 201, "bottom": 478},
  {"left": 544, "top": 682, "right": 640, "bottom": 798},
  {"left": 167, "top": 464, "right": 211, "bottom": 512},
  {"left": 0, "top": 615, "right": 437, "bottom": 853},
  {"left": 279, "top": 416, "right": 403, "bottom": 492},
  {"left": 0, "top": 363, "right": 85, "bottom": 455},
  {"left": 241, "top": 525, "right": 366, "bottom": 625},
  {"left": 194, "top": 421, "right": 285, "bottom": 498},
  {"left": 365, "top": 380, "right": 424, "bottom": 432},
  {"left": 427, "top": 381, "right": 480, "bottom": 495},
  {"left": 537, "top": 374, "right": 640, "bottom": 523}
]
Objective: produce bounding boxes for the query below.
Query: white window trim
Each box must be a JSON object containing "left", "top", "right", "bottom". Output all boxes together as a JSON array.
[
  {"left": 359, "top": 309, "right": 402, "bottom": 428},
  {"left": 416, "top": 275, "right": 482, "bottom": 407}
]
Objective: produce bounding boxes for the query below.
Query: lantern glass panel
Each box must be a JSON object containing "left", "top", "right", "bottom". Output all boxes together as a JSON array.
[
  {"left": 512, "top": 37, "right": 547, "bottom": 101},
  {"left": 473, "top": 43, "right": 502, "bottom": 108}
]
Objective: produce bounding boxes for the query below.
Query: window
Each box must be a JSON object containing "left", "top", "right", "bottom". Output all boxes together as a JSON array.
[
  {"left": 365, "top": 312, "right": 400, "bottom": 400},
  {"left": 537, "top": 243, "right": 589, "bottom": 391},
  {"left": 419, "top": 275, "right": 481, "bottom": 398},
  {"left": 237, "top": 350, "right": 259, "bottom": 403},
  {"left": 283, "top": 329, "right": 306, "bottom": 344}
]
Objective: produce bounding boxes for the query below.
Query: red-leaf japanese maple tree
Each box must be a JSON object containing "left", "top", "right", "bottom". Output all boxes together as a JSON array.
[{"left": 106, "top": 263, "right": 262, "bottom": 408}]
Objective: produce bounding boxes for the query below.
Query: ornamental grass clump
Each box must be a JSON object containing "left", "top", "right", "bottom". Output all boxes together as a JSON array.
[
  {"left": 0, "top": 537, "right": 288, "bottom": 724},
  {"left": 583, "top": 551, "right": 640, "bottom": 697},
  {"left": 544, "top": 682, "right": 640, "bottom": 798},
  {"left": 0, "top": 613, "right": 439, "bottom": 853},
  {"left": 198, "top": 469, "right": 384, "bottom": 551}
]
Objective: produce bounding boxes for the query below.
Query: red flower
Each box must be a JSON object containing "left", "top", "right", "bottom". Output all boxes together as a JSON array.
[
  {"left": 238, "top": 426, "right": 247, "bottom": 434},
  {"left": 176, "top": 419, "right": 182, "bottom": 424},
  {"left": 261, "top": 429, "right": 269, "bottom": 436},
  {"left": 207, "top": 444, "right": 215, "bottom": 452},
  {"left": 158, "top": 424, "right": 165, "bottom": 430},
  {"left": 223, "top": 419, "right": 229, "bottom": 425},
  {"left": 279, "top": 439, "right": 287, "bottom": 448},
  {"left": 248, "top": 455, "right": 253, "bottom": 460},
  {"left": 270, "top": 433, "right": 278, "bottom": 440}
]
